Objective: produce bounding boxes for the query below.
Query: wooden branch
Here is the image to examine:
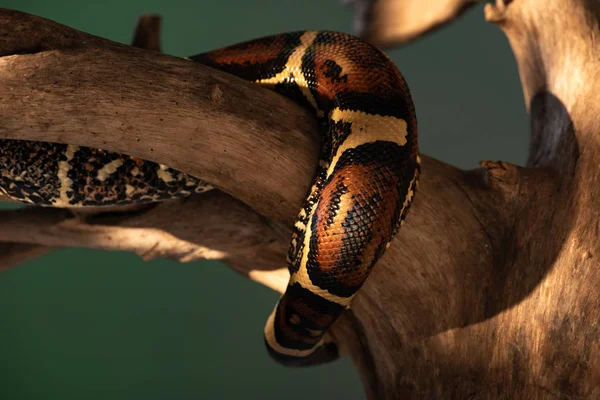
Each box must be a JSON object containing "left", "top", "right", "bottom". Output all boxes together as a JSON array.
[
  {"left": 0, "top": 8, "right": 319, "bottom": 224},
  {"left": 344, "top": 0, "right": 483, "bottom": 48},
  {"left": 0, "top": 12, "right": 168, "bottom": 271},
  {"left": 0, "top": 192, "right": 289, "bottom": 292},
  {"left": 1, "top": 5, "right": 599, "bottom": 398},
  {"left": 131, "top": 15, "right": 162, "bottom": 51},
  {"left": 0, "top": 243, "right": 56, "bottom": 272},
  {"left": 485, "top": 0, "right": 599, "bottom": 174}
]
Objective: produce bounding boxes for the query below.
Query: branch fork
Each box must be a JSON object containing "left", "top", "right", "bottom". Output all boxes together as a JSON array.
[{"left": 2, "top": 3, "right": 600, "bottom": 397}]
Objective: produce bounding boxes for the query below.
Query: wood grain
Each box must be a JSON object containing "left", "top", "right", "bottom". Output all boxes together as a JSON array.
[
  {"left": 344, "top": 0, "right": 482, "bottom": 47},
  {"left": 1, "top": 4, "right": 599, "bottom": 398}
]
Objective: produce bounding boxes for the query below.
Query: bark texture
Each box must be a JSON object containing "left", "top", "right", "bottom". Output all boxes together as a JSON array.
[
  {"left": 344, "top": 0, "right": 482, "bottom": 48},
  {"left": 1, "top": 2, "right": 599, "bottom": 398}
]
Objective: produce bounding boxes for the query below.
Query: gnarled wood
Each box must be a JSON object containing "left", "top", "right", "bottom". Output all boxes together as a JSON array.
[
  {"left": 344, "top": 0, "right": 483, "bottom": 48},
  {"left": 0, "top": 2, "right": 599, "bottom": 398},
  {"left": 131, "top": 15, "right": 162, "bottom": 51},
  {"left": 0, "top": 8, "right": 319, "bottom": 223}
]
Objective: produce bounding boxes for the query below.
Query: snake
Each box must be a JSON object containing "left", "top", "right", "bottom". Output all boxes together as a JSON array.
[{"left": 0, "top": 31, "right": 419, "bottom": 366}]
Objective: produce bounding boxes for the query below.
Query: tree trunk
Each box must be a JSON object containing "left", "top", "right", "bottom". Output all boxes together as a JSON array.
[{"left": 1, "top": 1, "right": 599, "bottom": 397}]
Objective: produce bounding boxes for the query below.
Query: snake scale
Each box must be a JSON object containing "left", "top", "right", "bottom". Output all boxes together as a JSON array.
[{"left": 1, "top": 31, "right": 419, "bottom": 366}]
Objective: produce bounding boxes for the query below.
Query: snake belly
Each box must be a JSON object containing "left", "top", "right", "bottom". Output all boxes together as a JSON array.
[{"left": 190, "top": 31, "right": 420, "bottom": 366}]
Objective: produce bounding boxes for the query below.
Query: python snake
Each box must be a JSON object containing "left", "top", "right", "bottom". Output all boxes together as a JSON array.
[{"left": 1, "top": 31, "right": 419, "bottom": 366}]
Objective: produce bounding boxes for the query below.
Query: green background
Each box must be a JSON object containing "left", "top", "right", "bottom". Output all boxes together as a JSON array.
[{"left": 0, "top": 1, "right": 527, "bottom": 399}]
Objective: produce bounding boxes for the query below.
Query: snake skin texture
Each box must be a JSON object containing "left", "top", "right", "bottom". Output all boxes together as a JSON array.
[
  {"left": 191, "top": 31, "right": 419, "bottom": 366},
  {"left": 0, "top": 30, "right": 419, "bottom": 367},
  {"left": 0, "top": 141, "right": 211, "bottom": 206}
]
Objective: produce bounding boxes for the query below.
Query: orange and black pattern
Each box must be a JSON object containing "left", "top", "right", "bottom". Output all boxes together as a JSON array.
[
  {"left": 0, "top": 30, "right": 419, "bottom": 368},
  {"left": 191, "top": 31, "right": 420, "bottom": 366}
]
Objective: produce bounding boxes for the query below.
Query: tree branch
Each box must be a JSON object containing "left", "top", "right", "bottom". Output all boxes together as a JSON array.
[
  {"left": 0, "top": 243, "right": 56, "bottom": 272},
  {"left": 131, "top": 15, "right": 162, "bottom": 51},
  {"left": 0, "top": 4, "right": 504, "bottom": 346},
  {"left": 0, "top": 12, "right": 167, "bottom": 271},
  {"left": 344, "top": 0, "right": 483, "bottom": 48},
  {"left": 1, "top": 5, "right": 599, "bottom": 398},
  {"left": 0, "top": 192, "right": 290, "bottom": 292},
  {"left": 0, "top": 8, "right": 319, "bottom": 223}
]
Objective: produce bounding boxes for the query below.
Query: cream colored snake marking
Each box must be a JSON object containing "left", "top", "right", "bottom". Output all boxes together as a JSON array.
[{"left": 0, "top": 30, "right": 419, "bottom": 367}]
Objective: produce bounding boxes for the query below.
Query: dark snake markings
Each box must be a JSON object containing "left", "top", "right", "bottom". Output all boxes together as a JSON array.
[{"left": 0, "top": 31, "right": 419, "bottom": 366}]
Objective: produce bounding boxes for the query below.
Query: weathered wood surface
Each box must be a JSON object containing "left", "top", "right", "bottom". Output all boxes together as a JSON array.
[{"left": 1, "top": 2, "right": 599, "bottom": 397}]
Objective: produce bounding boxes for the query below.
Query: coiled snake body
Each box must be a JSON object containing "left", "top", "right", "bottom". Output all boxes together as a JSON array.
[{"left": 1, "top": 31, "right": 419, "bottom": 366}]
